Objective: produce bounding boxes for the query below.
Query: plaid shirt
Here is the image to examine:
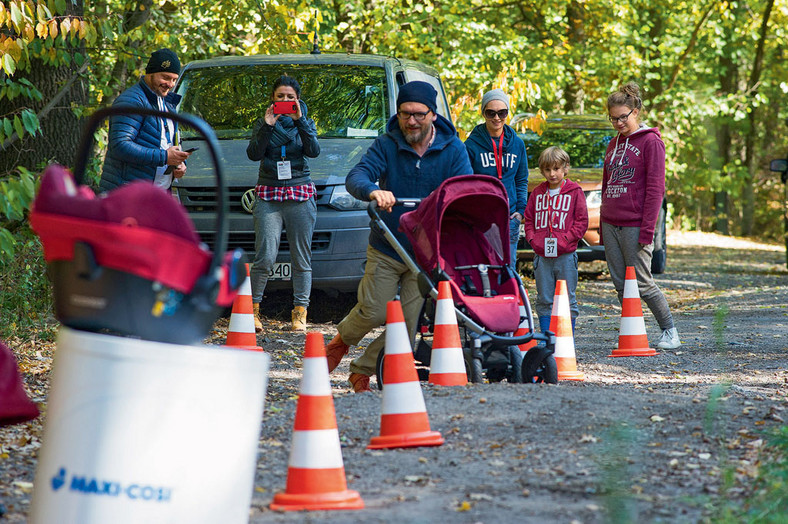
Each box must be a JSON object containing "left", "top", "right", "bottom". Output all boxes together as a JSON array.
[{"left": 256, "top": 183, "right": 315, "bottom": 202}]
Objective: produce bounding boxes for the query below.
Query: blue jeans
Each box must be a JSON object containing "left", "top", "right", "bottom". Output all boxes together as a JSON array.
[
  {"left": 250, "top": 197, "right": 317, "bottom": 308},
  {"left": 509, "top": 216, "right": 521, "bottom": 269}
]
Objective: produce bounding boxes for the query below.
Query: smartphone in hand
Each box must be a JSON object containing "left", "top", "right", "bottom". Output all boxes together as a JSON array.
[
  {"left": 272, "top": 101, "right": 298, "bottom": 115},
  {"left": 183, "top": 147, "right": 199, "bottom": 153}
]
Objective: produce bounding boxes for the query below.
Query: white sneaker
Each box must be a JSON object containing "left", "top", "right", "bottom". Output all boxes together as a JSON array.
[{"left": 657, "top": 328, "right": 681, "bottom": 349}]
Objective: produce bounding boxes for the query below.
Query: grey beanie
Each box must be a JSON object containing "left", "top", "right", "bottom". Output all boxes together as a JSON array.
[{"left": 481, "top": 89, "right": 510, "bottom": 113}]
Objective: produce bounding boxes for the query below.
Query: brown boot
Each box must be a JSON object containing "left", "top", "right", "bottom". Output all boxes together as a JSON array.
[
  {"left": 291, "top": 306, "right": 307, "bottom": 331},
  {"left": 325, "top": 334, "right": 350, "bottom": 373},
  {"left": 349, "top": 372, "right": 371, "bottom": 393},
  {"left": 252, "top": 303, "right": 263, "bottom": 333}
]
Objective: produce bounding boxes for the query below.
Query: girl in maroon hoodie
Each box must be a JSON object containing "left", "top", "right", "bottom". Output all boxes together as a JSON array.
[
  {"left": 524, "top": 146, "right": 588, "bottom": 333},
  {"left": 601, "top": 82, "right": 680, "bottom": 349}
]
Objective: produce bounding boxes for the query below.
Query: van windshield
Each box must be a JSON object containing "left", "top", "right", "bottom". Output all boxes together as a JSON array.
[{"left": 177, "top": 64, "right": 389, "bottom": 140}]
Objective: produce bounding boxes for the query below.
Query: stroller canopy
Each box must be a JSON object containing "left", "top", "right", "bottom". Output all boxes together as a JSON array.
[
  {"left": 400, "top": 175, "right": 520, "bottom": 333},
  {"left": 400, "top": 174, "right": 512, "bottom": 273}
]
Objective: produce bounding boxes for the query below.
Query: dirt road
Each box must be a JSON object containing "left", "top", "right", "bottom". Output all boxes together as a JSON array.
[{"left": 2, "top": 231, "right": 787, "bottom": 523}]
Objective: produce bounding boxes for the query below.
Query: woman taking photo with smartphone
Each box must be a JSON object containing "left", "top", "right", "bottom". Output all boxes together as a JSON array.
[
  {"left": 247, "top": 75, "right": 320, "bottom": 332},
  {"left": 464, "top": 89, "right": 529, "bottom": 267},
  {"left": 601, "top": 81, "right": 680, "bottom": 349}
]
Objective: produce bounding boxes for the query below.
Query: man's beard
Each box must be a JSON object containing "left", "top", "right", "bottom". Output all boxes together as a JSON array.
[{"left": 403, "top": 123, "right": 430, "bottom": 146}]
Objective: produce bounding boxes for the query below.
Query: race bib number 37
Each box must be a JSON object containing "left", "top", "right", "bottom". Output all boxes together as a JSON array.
[{"left": 544, "top": 237, "right": 558, "bottom": 258}]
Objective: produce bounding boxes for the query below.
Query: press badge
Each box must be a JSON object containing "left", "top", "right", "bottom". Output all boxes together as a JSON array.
[
  {"left": 544, "top": 237, "right": 558, "bottom": 258},
  {"left": 277, "top": 160, "right": 292, "bottom": 180}
]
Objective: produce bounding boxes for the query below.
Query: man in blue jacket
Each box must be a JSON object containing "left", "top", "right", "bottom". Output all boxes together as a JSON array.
[
  {"left": 324, "top": 80, "right": 473, "bottom": 392},
  {"left": 100, "top": 48, "right": 192, "bottom": 192}
]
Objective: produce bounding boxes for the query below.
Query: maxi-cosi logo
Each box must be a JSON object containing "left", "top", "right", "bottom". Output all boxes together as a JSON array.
[{"left": 51, "top": 467, "right": 173, "bottom": 502}]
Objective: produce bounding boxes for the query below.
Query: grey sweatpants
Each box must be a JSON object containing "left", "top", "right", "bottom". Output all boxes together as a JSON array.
[
  {"left": 250, "top": 197, "right": 317, "bottom": 308},
  {"left": 533, "top": 252, "right": 579, "bottom": 320},
  {"left": 601, "top": 222, "right": 674, "bottom": 330}
]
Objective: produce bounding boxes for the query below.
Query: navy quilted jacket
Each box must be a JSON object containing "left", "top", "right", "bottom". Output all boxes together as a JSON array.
[{"left": 99, "top": 78, "right": 181, "bottom": 192}]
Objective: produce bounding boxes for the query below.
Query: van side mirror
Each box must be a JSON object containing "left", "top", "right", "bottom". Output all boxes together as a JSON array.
[
  {"left": 771, "top": 159, "right": 788, "bottom": 183},
  {"left": 770, "top": 159, "right": 788, "bottom": 173}
]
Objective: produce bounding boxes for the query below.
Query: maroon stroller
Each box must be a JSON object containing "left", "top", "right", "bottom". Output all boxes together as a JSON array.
[
  {"left": 372, "top": 175, "right": 556, "bottom": 385},
  {"left": 29, "top": 107, "right": 246, "bottom": 345}
]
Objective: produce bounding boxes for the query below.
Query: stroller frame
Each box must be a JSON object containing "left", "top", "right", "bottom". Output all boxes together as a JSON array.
[{"left": 368, "top": 180, "right": 556, "bottom": 385}]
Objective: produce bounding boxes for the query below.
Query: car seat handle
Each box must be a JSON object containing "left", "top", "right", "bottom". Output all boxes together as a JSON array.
[{"left": 71, "top": 107, "right": 231, "bottom": 297}]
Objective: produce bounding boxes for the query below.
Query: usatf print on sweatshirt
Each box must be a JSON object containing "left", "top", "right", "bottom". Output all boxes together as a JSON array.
[
  {"left": 523, "top": 179, "right": 588, "bottom": 257},
  {"left": 600, "top": 125, "right": 666, "bottom": 245}
]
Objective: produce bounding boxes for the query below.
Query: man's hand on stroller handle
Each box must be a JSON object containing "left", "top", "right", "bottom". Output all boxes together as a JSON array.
[{"left": 369, "top": 189, "right": 396, "bottom": 212}]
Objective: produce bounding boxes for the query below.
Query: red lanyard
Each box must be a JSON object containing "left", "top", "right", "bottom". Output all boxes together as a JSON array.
[
  {"left": 490, "top": 134, "right": 504, "bottom": 180},
  {"left": 546, "top": 180, "right": 565, "bottom": 237}
]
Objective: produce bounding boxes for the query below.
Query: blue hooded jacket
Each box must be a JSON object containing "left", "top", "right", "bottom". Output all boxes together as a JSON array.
[
  {"left": 99, "top": 78, "right": 181, "bottom": 192},
  {"left": 346, "top": 113, "right": 472, "bottom": 262},
  {"left": 464, "top": 123, "right": 529, "bottom": 216}
]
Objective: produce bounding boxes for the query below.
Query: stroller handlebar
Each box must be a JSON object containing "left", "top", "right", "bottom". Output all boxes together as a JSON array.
[{"left": 367, "top": 198, "right": 421, "bottom": 220}]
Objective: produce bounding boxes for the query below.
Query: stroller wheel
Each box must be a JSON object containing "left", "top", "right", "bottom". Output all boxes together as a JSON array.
[
  {"left": 467, "top": 355, "right": 484, "bottom": 384},
  {"left": 375, "top": 348, "right": 385, "bottom": 391},
  {"left": 522, "top": 346, "right": 557, "bottom": 384},
  {"left": 541, "top": 355, "right": 558, "bottom": 384}
]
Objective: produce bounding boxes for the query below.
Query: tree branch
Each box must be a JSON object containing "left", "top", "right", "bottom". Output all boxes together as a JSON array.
[{"left": 663, "top": 0, "right": 716, "bottom": 95}]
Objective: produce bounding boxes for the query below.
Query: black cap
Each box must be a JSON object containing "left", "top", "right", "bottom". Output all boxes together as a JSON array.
[
  {"left": 145, "top": 48, "right": 180, "bottom": 75},
  {"left": 396, "top": 81, "right": 438, "bottom": 114}
]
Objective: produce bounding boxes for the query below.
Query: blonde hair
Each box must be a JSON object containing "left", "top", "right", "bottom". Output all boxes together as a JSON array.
[
  {"left": 538, "top": 146, "right": 571, "bottom": 171},
  {"left": 607, "top": 81, "right": 643, "bottom": 112}
]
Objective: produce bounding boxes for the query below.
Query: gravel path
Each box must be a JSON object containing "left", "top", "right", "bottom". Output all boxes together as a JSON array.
[{"left": 2, "top": 231, "right": 787, "bottom": 523}]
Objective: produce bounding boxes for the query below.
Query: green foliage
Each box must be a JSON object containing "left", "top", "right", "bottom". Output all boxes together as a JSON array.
[
  {"left": 0, "top": 228, "right": 55, "bottom": 342},
  {"left": 714, "top": 426, "right": 788, "bottom": 523},
  {"left": 0, "top": 166, "right": 36, "bottom": 263}
]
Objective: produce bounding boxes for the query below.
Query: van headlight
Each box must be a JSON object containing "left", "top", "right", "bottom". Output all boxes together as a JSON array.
[
  {"left": 329, "top": 186, "right": 368, "bottom": 211},
  {"left": 586, "top": 190, "right": 602, "bottom": 209}
]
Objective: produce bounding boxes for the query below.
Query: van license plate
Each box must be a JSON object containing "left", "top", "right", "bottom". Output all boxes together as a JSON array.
[{"left": 268, "top": 262, "right": 291, "bottom": 281}]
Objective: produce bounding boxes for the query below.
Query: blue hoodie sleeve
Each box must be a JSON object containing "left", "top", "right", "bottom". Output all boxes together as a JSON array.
[
  {"left": 451, "top": 140, "right": 474, "bottom": 177},
  {"left": 345, "top": 136, "right": 390, "bottom": 201}
]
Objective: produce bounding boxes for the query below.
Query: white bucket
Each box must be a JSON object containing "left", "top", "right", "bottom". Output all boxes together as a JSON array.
[{"left": 30, "top": 327, "right": 270, "bottom": 524}]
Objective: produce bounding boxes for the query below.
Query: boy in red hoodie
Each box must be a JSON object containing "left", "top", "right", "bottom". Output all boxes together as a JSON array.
[{"left": 523, "top": 146, "right": 588, "bottom": 333}]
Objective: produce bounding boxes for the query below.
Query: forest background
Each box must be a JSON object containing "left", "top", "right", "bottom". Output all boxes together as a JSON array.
[{"left": 1, "top": 0, "right": 787, "bottom": 340}]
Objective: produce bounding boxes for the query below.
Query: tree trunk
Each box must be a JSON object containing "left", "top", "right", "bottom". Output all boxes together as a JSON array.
[
  {"left": 562, "top": 0, "right": 586, "bottom": 114},
  {"left": 714, "top": 19, "right": 740, "bottom": 236},
  {"left": 0, "top": 2, "right": 87, "bottom": 174},
  {"left": 741, "top": 0, "right": 775, "bottom": 236}
]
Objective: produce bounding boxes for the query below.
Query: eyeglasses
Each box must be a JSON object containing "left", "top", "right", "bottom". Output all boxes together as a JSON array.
[
  {"left": 397, "top": 110, "right": 431, "bottom": 122},
  {"left": 608, "top": 109, "right": 634, "bottom": 124},
  {"left": 484, "top": 109, "right": 509, "bottom": 120}
]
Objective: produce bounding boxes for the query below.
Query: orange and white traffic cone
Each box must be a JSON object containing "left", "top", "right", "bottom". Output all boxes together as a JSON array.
[
  {"left": 549, "top": 280, "right": 584, "bottom": 381},
  {"left": 608, "top": 266, "right": 658, "bottom": 357},
  {"left": 514, "top": 287, "right": 538, "bottom": 354},
  {"left": 225, "top": 263, "right": 263, "bottom": 351},
  {"left": 428, "top": 281, "right": 468, "bottom": 386},
  {"left": 368, "top": 300, "right": 444, "bottom": 450},
  {"left": 270, "top": 332, "right": 364, "bottom": 511}
]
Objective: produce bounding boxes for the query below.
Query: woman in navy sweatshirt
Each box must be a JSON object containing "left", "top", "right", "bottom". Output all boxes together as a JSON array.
[
  {"left": 602, "top": 82, "right": 680, "bottom": 350},
  {"left": 464, "top": 89, "right": 529, "bottom": 268}
]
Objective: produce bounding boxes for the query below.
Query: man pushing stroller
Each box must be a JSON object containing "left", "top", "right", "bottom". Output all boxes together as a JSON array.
[{"left": 324, "top": 81, "right": 473, "bottom": 392}]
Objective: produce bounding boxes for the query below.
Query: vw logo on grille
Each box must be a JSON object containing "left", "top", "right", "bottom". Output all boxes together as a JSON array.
[{"left": 241, "top": 189, "right": 256, "bottom": 214}]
